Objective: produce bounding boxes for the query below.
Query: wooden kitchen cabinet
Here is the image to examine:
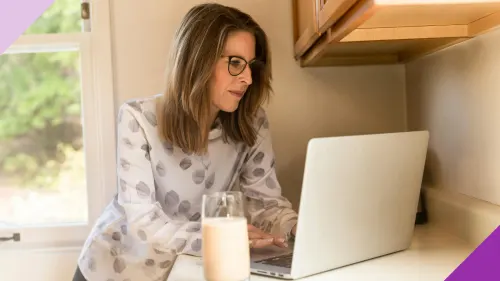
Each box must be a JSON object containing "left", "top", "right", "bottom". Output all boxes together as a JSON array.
[
  {"left": 293, "top": 0, "right": 358, "bottom": 58},
  {"left": 292, "top": 0, "right": 500, "bottom": 66}
]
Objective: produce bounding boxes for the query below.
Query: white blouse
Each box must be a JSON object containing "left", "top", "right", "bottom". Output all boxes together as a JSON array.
[{"left": 77, "top": 94, "right": 298, "bottom": 281}]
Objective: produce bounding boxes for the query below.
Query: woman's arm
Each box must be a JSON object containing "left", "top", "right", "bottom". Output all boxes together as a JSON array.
[
  {"left": 116, "top": 103, "right": 202, "bottom": 256},
  {"left": 239, "top": 109, "right": 298, "bottom": 240}
]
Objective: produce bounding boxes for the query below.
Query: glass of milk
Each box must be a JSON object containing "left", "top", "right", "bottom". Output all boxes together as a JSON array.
[{"left": 202, "top": 191, "right": 250, "bottom": 281}]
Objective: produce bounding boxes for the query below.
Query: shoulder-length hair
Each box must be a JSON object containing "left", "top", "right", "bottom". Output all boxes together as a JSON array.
[{"left": 156, "top": 3, "right": 272, "bottom": 155}]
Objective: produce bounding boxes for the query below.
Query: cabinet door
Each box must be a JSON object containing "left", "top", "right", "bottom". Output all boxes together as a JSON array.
[
  {"left": 317, "top": 0, "right": 358, "bottom": 34},
  {"left": 301, "top": 0, "right": 500, "bottom": 67},
  {"left": 293, "top": 0, "right": 320, "bottom": 59},
  {"left": 293, "top": 0, "right": 358, "bottom": 59}
]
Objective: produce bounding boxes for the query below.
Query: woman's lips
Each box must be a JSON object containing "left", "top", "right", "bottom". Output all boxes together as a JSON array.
[{"left": 229, "top": 90, "right": 245, "bottom": 98}]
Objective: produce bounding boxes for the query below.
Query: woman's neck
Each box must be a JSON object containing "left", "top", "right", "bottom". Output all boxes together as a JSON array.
[{"left": 209, "top": 107, "right": 219, "bottom": 130}]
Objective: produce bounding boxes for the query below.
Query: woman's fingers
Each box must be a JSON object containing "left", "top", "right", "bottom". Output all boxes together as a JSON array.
[
  {"left": 249, "top": 236, "right": 288, "bottom": 249},
  {"left": 272, "top": 237, "right": 288, "bottom": 248},
  {"left": 250, "top": 237, "right": 275, "bottom": 248},
  {"left": 247, "top": 224, "right": 288, "bottom": 248}
]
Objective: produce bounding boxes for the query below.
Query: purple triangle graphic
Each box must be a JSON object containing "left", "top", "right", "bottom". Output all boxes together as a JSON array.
[
  {"left": 0, "top": 0, "right": 55, "bottom": 54},
  {"left": 445, "top": 225, "right": 500, "bottom": 281}
]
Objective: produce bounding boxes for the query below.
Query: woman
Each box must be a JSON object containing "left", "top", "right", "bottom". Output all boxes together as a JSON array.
[{"left": 74, "top": 3, "right": 298, "bottom": 281}]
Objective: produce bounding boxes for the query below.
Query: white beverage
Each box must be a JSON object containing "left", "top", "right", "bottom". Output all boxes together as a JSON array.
[{"left": 202, "top": 217, "right": 250, "bottom": 281}]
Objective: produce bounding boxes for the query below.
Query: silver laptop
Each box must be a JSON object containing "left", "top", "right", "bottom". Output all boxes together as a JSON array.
[{"left": 250, "top": 130, "right": 429, "bottom": 279}]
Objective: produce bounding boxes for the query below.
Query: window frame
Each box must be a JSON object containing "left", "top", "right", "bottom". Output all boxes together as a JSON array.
[{"left": 0, "top": 0, "right": 116, "bottom": 250}]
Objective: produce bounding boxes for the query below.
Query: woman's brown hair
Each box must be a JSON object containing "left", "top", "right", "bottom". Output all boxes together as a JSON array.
[{"left": 156, "top": 3, "right": 272, "bottom": 155}]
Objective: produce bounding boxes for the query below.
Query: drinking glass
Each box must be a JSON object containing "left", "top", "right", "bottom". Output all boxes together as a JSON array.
[{"left": 202, "top": 191, "right": 250, "bottom": 281}]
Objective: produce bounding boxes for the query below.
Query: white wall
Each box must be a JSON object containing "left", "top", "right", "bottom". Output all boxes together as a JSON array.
[
  {"left": 0, "top": 1, "right": 406, "bottom": 280},
  {"left": 110, "top": 0, "right": 407, "bottom": 208},
  {"left": 406, "top": 28, "right": 500, "bottom": 206},
  {"left": 0, "top": 248, "right": 80, "bottom": 281}
]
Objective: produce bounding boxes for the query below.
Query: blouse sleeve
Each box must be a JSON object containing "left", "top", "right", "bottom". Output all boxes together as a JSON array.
[
  {"left": 116, "top": 103, "right": 203, "bottom": 257},
  {"left": 239, "top": 109, "right": 298, "bottom": 238}
]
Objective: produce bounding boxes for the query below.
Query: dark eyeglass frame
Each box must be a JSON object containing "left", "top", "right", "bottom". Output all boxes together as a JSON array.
[{"left": 223, "top": 55, "right": 264, "bottom": 77}]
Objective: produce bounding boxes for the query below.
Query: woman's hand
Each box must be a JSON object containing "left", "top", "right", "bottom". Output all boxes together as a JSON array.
[{"left": 248, "top": 224, "right": 288, "bottom": 249}]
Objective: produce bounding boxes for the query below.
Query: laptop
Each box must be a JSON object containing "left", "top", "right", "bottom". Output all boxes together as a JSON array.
[{"left": 249, "top": 130, "right": 430, "bottom": 279}]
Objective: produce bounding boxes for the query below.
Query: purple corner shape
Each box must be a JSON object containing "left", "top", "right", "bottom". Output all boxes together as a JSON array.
[
  {"left": 446, "top": 225, "right": 500, "bottom": 281},
  {"left": 0, "top": 0, "right": 55, "bottom": 54}
]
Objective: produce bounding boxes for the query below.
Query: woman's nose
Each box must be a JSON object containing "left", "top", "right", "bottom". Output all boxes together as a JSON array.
[{"left": 239, "top": 65, "right": 252, "bottom": 85}]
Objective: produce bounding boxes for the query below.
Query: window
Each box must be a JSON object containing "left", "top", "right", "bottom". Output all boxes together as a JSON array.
[{"left": 0, "top": 0, "right": 116, "bottom": 248}]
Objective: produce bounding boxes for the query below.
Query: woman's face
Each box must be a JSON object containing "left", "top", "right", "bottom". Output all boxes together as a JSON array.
[{"left": 210, "top": 31, "right": 255, "bottom": 114}]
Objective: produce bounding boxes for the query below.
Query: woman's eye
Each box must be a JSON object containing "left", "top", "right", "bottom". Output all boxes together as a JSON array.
[{"left": 229, "top": 59, "right": 243, "bottom": 66}]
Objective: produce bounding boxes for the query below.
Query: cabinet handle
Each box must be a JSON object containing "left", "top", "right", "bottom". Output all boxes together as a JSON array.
[{"left": 0, "top": 233, "right": 21, "bottom": 242}]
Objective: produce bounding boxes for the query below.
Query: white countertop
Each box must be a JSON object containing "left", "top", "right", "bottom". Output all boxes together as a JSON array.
[{"left": 167, "top": 224, "right": 474, "bottom": 281}]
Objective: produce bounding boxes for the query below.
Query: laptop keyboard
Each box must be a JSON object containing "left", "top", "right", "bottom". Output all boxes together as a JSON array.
[{"left": 255, "top": 253, "right": 293, "bottom": 268}]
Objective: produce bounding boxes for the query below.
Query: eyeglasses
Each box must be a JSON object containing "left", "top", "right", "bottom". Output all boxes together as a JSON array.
[{"left": 223, "top": 55, "right": 263, "bottom": 76}]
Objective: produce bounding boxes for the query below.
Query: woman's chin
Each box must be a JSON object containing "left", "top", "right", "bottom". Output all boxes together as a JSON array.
[{"left": 217, "top": 102, "right": 240, "bottom": 113}]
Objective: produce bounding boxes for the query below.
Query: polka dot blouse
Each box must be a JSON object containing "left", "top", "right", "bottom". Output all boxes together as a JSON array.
[{"left": 77, "top": 94, "right": 298, "bottom": 281}]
